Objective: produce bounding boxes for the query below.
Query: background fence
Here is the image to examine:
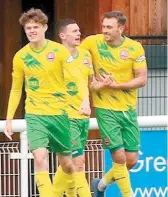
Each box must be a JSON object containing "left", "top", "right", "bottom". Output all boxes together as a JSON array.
[
  {"left": 0, "top": 139, "right": 104, "bottom": 197},
  {"left": 0, "top": 116, "right": 167, "bottom": 197},
  {"left": 133, "top": 36, "right": 167, "bottom": 117}
]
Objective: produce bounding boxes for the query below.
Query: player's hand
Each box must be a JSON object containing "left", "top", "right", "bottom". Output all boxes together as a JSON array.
[
  {"left": 96, "top": 74, "right": 112, "bottom": 87},
  {"left": 109, "top": 78, "right": 119, "bottom": 89},
  {"left": 79, "top": 99, "right": 91, "bottom": 116},
  {"left": 4, "top": 119, "right": 13, "bottom": 141}
]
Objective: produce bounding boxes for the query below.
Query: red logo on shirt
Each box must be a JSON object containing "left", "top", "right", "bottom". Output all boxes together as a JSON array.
[
  {"left": 47, "top": 52, "right": 55, "bottom": 61},
  {"left": 120, "top": 50, "right": 129, "bottom": 59},
  {"left": 104, "top": 138, "right": 111, "bottom": 146},
  {"left": 83, "top": 58, "right": 89, "bottom": 66},
  {"left": 83, "top": 58, "right": 93, "bottom": 68}
]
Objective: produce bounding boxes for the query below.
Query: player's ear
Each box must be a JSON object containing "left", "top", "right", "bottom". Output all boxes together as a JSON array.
[
  {"left": 59, "top": 32, "right": 65, "bottom": 40},
  {"left": 119, "top": 25, "right": 125, "bottom": 35},
  {"left": 44, "top": 24, "right": 48, "bottom": 32}
]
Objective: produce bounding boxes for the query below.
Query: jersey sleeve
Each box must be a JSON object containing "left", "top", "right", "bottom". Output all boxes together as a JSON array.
[
  {"left": 133, "top": 42, "right": 147, "bottom": 70},
  {"left": 87, "top": 51, "right": 94, "bottom": 75},
  {"left": 6, "top": 54, "right": 24, "bottom": 119},
  {"left": 82, "top": 51, "right": 94, "bottom": 99},
  {"left": 80, "top": 36, "right": 93, "bottom": 51}
]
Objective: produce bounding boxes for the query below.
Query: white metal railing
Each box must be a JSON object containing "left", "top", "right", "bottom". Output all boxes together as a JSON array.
[
  {"left": 0, "top": 116, "right": 168, "bottom": 132},
  {"left": 0, "top": 116, "right": 167, "bottom": 197}
]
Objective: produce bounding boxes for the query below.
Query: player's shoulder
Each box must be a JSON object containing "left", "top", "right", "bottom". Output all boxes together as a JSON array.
[
  {"left": 48, "top": 39, "right": 68, "bottom": 51},
  {"left": 77, "top": 47, "right": 91, "bottom": 56},
  {"left": 13, "top": 44, "right": 29, "bottom": 60},
  {"left": 125, "top": 36, "right": 143, "bottom": 48},
  {"left": 83, "top": 34, "right": 104, "bottom": 42}
]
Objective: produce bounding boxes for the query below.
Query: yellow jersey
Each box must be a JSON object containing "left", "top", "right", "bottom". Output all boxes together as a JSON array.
[
  {"left": 7, "top": 39, "right": 72, "bottom": 119},
  {"left": 64, "top": 47, "right": 93, "bottom": 119},
  {"left": 81, "top": 34, "right": 147, "bottom": 111}
]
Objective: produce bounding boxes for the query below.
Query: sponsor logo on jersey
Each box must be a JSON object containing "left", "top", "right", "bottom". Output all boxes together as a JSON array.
[
  {"left": 136, "top": 55, "right": 146, "bottom": 62},
  {"left": 27, "top": 77, "right": 39, "bottom": 91},
  {"left": 47, "top": 52, "right": 55, "bottom": 61},
  {"left": 66, "top": 82, "right": 78, "bottom": 96},
  {"left": 120, "top": 50, "right": 129, "bottom": 59}
]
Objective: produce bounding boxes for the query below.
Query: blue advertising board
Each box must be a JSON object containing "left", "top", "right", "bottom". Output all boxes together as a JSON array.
[{"left": 104, "top": 130, "right": 168, "bottom": 197}]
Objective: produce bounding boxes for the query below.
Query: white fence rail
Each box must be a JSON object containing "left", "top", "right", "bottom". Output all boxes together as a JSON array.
[
  {"left": 0, "top": 116, "right": 167, "bottom": 197},
  {"left": 0, "top": 116, "right": 168, "bottom": 132}
]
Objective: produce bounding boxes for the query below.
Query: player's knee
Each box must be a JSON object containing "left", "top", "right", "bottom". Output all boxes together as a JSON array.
[
  {"left": 61, "top": 161, "right": 75, "bottom": 174},
  {"left": 73, "top": 155, "right": 85, "bottom": 172},
  {"left": 126, "top": 152, "right": 139, "bottom": 170},
  {"left": 33, "top": 152, "right": 48, "bottom": 169},
  {"left": 112, "top": 149, "right": 126, "bottom": 164},
  {"left": 127, "top": 157, "right": 138, "bottom": 170}
]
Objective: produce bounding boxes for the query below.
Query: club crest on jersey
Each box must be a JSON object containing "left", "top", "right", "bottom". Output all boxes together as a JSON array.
[
  {"left": 104, "top": 138, "right": 111, "bottom": 146},
  {"left": 47, "top": 52, "right": 55, "bottom": 62},
  {"left": 83, "top": 58, "right": 93, "bottom": 68},
  {"left": 83, "top": 58, "right": 89, "bottom": 65},
  {"left": 120, "top": 50, "right": 129, "bottom": 59}
]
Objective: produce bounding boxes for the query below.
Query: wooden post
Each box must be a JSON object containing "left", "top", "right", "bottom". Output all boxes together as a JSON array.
[{"left": 0, "top": 0, "right": 22, "bottom": 141}]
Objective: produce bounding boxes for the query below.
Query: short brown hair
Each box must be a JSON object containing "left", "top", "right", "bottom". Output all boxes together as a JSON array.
[
  {"left": 19, "top": 8, "right": 48, "bottom": 26},
  {"left": 56, "top": 19, "right": 77, "bottom": 34},
  {"left": 103, "top": 11, "right": 127, "bottom": 25},
  {"left": 55, "top": 18, "right": 77, "bottom": 42}
]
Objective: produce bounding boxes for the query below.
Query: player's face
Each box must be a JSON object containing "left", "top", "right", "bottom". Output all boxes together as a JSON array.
[
  {"left": 62, "top": 24, "right": 81, "bottom": 47},
  {"left": 24, "top": 20, "right": 47, "bottom": 43},
  {"left": 102, "top": 18, "right": 124, "bottom": 42}
]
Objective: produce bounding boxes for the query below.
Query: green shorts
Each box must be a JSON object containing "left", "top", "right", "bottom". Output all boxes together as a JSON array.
[
  {"left": 70, "top": 118, "right": 89, "bottom": 157},
  {"left": 95, "top": 108, "right": 140, "bottom": 152},
  {"left": 25, "top": 113, "right": 72, "bottom": 155}
]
